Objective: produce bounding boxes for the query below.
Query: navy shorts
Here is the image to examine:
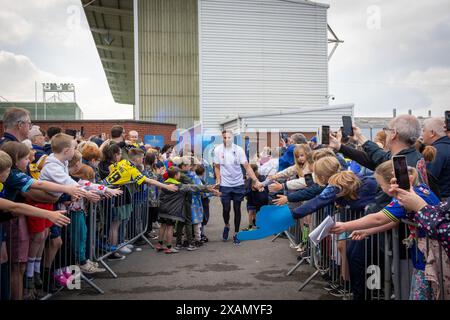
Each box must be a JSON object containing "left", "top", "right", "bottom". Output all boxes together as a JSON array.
[
  {"left": 49, "top": 225, "right": 61, "bottom": 239},
  {"left": 219, "top": 185, "right": 245, "bottom": 202}
]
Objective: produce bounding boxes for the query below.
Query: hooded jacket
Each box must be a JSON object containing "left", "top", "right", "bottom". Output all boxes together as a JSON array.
[
  {"left": 158, "top": 178, "right": 210, "bottom": 223},
  {"left": 39, "top": 153, "right": 78, "bottom": 197}
]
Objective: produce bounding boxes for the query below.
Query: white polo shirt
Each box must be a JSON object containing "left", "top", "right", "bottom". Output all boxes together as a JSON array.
[{"left": 213, "top": 143, "right": 248, "bottom": 187}]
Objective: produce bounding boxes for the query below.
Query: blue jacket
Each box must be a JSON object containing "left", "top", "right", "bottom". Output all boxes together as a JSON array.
[
  {"left": 278, "top": 144, "right": 296, "bottom": 172},
  {"left": 44, "top": 143, "right": 52, "bottom": 155},
  {"left": 428, "top": 136, "right": 450, "bottom": 198},
  {"left": 32, "top": 144, "right": 46, "bottom": 163},
  {"left": 292, "top": 176, "right": 377, "bottom": 219},
  {"left": 286, "top": 183, "right": 325, "bottom": 203}
]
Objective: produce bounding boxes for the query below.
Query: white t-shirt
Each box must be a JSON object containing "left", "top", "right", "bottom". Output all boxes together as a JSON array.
[{"left": 213, "top": 143, "right": 247, "bottom": 187}]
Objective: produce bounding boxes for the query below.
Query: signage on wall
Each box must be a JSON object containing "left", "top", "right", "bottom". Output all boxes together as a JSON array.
[{"left": 144, "top": 135, "right": 165, "bottom": 148}]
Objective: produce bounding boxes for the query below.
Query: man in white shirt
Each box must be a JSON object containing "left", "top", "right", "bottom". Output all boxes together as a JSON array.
[{"left": 214, "top": 130, "right": 263, "bottom": 245}]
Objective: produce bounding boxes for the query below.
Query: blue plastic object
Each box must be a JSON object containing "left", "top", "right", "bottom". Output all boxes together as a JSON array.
[{"left": 236, "top": 205, "right": 295, "bottom": 241}]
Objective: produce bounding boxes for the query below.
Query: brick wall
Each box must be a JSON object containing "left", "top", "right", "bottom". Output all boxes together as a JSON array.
[{"left": 0, "top": 120, "right": 177, "bottom": 145}]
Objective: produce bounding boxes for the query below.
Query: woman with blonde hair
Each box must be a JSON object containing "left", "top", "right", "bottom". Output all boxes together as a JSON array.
[
  {"left": 291, "top": 166, "right": 377, "bottom": 299},
  {"left": 273, "top": 156, "right": 341, "bottom": 206},
  {"left": 270, "top": 144, "right": 312, "bottom": 181}
]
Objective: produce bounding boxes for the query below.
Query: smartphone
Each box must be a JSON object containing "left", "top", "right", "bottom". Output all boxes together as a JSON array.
[
  {"left": 342, "top": 116, "right": 354, "bottom": 137},
  {"left": 304, "top": 173, "right": 314, "bottom": 187},
  {"left": 445, "top": 111, "right": 450, "bottom": 131},
  {"left": 392, "top": 155, "right": 410, "bottom": 190},
  {"left": 280, "top": 133, "right": 289, "bottom": 143},
  {"left": 339, "top": 126, "right": 348, "bottom": 139},
  {"left": 321, "top": 126, "right": 330, "bottom": 145},
  {"left": 80, "top": 126, "right": 84, "bottom": 137}
]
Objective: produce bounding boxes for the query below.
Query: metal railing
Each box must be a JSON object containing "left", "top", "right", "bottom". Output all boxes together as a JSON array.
[
  {"left": 0, "top": 182, "right": 151, "bottom": 300},
  {"left": 284, "top": 205, "right": 448, "bottom": 300}
]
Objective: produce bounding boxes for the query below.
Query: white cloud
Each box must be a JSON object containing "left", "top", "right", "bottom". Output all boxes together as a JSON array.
[
  {"left": 0, "top": 51, "right": 60, "bottom": 100},
  {"left": 0, "top": 50, "right": 133, "bottom": 119},
  {"left": 0, "top": 0, "right": 66, "bottom": 11},
  {"left": 397, "top": 67, "right": 450, "bottom": 115},
  {"left": 0, "top": 11, "right": 32, "bottom": 45}
]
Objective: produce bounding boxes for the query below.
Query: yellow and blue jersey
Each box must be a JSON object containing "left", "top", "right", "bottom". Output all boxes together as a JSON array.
[
  {"left": 104, "top": 159, "right": 146, "bottom": 186},
  {"left": 382, "top": 184, "right": 440, "bottom": 223}
]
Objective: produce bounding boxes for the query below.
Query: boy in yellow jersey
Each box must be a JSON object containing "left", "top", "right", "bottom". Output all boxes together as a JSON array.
[{"left": 102, "top": 144, "right": 177, "bottom": 260}]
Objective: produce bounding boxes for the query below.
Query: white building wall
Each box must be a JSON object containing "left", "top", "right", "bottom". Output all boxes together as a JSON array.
[
  {"left": 221, "top": 104, "right": 354, "bottom": 133},
  {"left": 199, "top": 0, "right": 329, "bottom": 130}
]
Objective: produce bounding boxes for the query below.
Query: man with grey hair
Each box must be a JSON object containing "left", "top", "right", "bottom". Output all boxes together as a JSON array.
[
  {"left": 423, "top": 117, "right": 450, "bottom": 198},
  {"left": 278, "top": 132, "right": 307, "bottom": 171},
  {"left": 0, "top": 107, "right": 32, "bottom": 145},
  {"left": 330, "top": 114, "right": 424, "bottom": 171}
]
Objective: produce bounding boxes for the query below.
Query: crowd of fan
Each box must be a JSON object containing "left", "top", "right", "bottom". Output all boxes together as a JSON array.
[
  {"left": 0, "top": 107, "right": 219, "bottom": 301},
  {"left": 245, "top": 115, "right": 450, "bottom": 300},
  {"left": 0, "top": 106, "right": 449, "bottom": 301}
]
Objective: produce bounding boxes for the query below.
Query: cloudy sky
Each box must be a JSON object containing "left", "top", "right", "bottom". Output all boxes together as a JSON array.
[{"left": 0, "top": 0, "right": 448, "bottom": 119}]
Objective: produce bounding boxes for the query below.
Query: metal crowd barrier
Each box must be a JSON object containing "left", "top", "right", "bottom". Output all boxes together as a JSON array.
[
  {"left": 0, "top": 181, "right": 151, "bottom": 300},
  {"left": 284, "top": 205, "right": 449, "bottom": 300},
  {"left": 90, "top": 182, "right": 151, "bottom": 278}
]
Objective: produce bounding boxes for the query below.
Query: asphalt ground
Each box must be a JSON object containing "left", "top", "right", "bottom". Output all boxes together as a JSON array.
[{"left": 55, "top": 198, "right": 335, "bottom": 300}]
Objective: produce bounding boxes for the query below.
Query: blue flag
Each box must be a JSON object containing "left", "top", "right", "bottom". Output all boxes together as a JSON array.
[{"left": 236, "top": 205, "right": 295, "bottom": 241}]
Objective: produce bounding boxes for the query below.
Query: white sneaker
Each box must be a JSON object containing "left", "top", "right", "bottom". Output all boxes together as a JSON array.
[
  {"left": 119, "top": 246, "right": 132, "bottom": 254},
  {"left": 80, "top": 261, "right": 106, "bottom": 274},
  {"left": 86, "top": 259, "right": 100, "bottom": 268},
  {"left": 125, "top": 244, "right": 134, "bottom": 250}
]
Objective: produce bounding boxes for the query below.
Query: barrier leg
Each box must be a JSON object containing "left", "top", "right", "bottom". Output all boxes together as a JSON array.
[
  {"left": 285, "top": 231, "right": 297, "bottom": 247},
  {"left": 97, "top": 258, "right": 118, "bottom": 278},
  {"left": 140, "top": 234, "right": 154, "bottom": 249},
  {"left": 80, "top": 273, "right": 104, "bottom": 294},
  {"left": 271, "top": 232, "right": 282, "bottom": 242},
  {"left": 286, "top": 256, "right": 311, "bottom": 276},
  {"left": 298, "top": 269, "right": 321, "bottom": 292}
]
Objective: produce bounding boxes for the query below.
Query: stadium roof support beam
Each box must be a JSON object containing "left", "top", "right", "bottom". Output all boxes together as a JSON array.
[
  {"left": 90, "top": 28, "right": 134, "bottom": 38},
  {"left": 100, "top": 57, "right": 134, "bottom": 65},
  {"left": 103, "top": 67, "right": 129, "bottom": 74},
  {"left": 327, "top": 24, "right": 344, "bottom": 61},
  {"left": 85, "top": 5, "right": 133, "bottom": 17},
  {"left": 96, "top": 45, "right": 133, "bottom": 53}
]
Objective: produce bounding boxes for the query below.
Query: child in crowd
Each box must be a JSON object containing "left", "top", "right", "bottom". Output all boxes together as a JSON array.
[
  {"left": 156, "top": 167, "right": 217, "bottom": 253},
  {"left": 141, "top": 152, "right": 162, "bottom": 240},
  {"left": 0, "top": 140, "right": 84, "bottom": 300},
  {"left": 244, "top": 164, "right": 268, "bottom": 231},
  {"left": 0, "top": 150, "right": 70, "bottom": 300},
  {"left": 186, "top": 158, "right": 207, "bottom": 247},
  {"left": 195, "top": 165, "right": 211, "bottom": 243},
  {"left": 81, "top": 144, "right": 102, "bottom": 182},
  {"left": 330, "top": 161, "right": 449, "bottom": 300},
  {"left": 291, "top": 166, "right": 377, "bottom": 299},
  {"left": 272, "top": 156, "right": 341, "bottom": 254},
  {"left": 101, "top": 144, "right": 177, "bottom": 260},
  {"left": 171, "top": 156, "right": 198, "bottom": 251},
  {"left": 67, "top": 151, "right": 122, "bottom": 274},
  {"left": 270, "top": 144, "right": 312, "bottom": 182},
  {"left": 37, "top": 134, "right": 101, "bottom": 291}
]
